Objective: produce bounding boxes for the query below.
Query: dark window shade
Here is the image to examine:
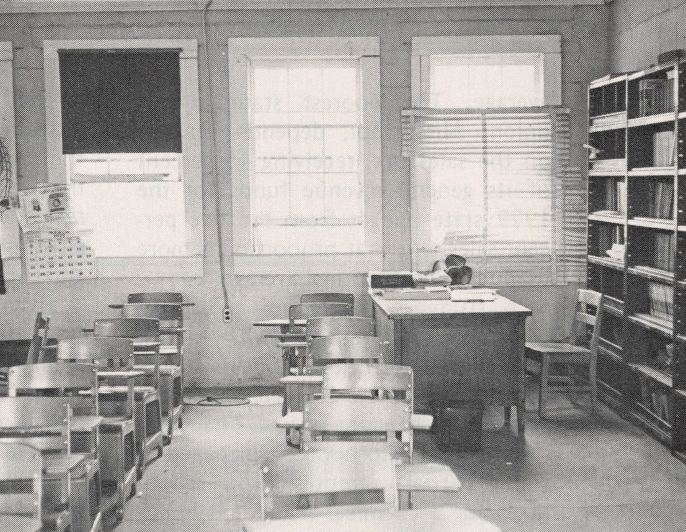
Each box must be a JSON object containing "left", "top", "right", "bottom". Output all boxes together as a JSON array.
[{"left": 59, "top": 50, "right": 182, "bottom": 154}]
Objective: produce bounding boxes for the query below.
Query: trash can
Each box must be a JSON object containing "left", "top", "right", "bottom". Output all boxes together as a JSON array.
[{"left": 434, "top": 399, "right": 484, "bottom": 452}]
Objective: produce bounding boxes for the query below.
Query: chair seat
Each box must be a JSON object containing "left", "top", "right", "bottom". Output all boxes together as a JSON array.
[
  {"left": 396, "top": 463, "right": 461, "bottom": 492},
  {"left": 134, "top": 364, "right": 181, "bottom": 376},
  {"left": 99, "top": 385, "right": 157, "bottom": 396},
  {"left": 526, "top": 342, "right": 590, "bottom": 355},
  {"left": 0, "top": 516, "right": 43, "bottom": 532}
]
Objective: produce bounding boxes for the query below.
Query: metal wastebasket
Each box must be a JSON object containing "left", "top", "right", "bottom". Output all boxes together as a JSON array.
[{"left": 434, "top": 399, "right": 484, "bottom": 452}]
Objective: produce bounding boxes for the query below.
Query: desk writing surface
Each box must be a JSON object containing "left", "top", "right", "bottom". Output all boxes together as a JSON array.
[
  {"left": 371, "top": 294, "right": 531, "bottom": 319},
  {"left": 242, "top": 507, "right": 500, "bottom": 532}
]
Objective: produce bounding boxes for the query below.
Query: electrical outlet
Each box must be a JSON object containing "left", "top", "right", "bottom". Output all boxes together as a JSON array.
[{"left": 223, "top": 308, "right": 231, "bottom": 322}]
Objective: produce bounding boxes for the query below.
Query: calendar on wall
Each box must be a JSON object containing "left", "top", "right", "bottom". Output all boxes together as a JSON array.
[{"left": 25, "top": 232, "right": 95, "bottom": 282}]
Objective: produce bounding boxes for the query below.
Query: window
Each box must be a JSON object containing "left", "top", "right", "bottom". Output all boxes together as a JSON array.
[
  {"left": 229, "top": 37, "right": 382, "bottom": 275},
  {"left": 0, "top": 42, "right": 20, "bottom": 281},
  {"left": 408, "top": 36, "right": 583, "bottom": 285},
  {"left": 43, "top": 40, "right": 203, "bottom": 277}
]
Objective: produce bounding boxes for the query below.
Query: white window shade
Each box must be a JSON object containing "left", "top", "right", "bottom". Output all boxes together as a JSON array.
[{"left": 403, "top": 107, "right": 585, "bottom": 286}]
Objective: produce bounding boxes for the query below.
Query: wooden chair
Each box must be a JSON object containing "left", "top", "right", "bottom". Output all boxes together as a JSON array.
[
  {"left": 57, "top": 337, "right": 138, "bottom": 520},
  {"left": 121, "top": 304, "right": 185, "bottom": 438},
  {"left": 93, "top": 319, "right": 164, "bottom": 474},
  {"left": 0, "top": 397, "right": 83, "bottom": 532},
  {"left": 27, "top": 312, "right": 51, "bottom": 364},
  {"left": 525, "top": 289, "right": 606, "bottom": 417},
  {"left": 260, "top": 451, "right": 398, "bottom": 520},
  {"left": 0, "top": 441, "right": 71, "bottom": 532},
  {"left": 8, "top": 363, "right": 104, "bottom": 532},
  {"left": 300, "top": 293, "right": 355, "bottom": 306}
]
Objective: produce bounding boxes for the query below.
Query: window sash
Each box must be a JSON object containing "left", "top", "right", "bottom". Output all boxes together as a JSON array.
[{"left": 404, "top": 107, "right": 585, "bottom": 286}]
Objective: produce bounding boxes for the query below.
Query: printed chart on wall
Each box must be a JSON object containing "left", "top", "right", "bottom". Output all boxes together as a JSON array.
[{"left": 17, "top": 184, "right": 96, "bottom": 282}]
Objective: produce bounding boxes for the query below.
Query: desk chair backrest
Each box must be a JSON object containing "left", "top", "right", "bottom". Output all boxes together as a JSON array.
[
  {"left": 0, "top": 442, "right": 44, "bottom": 523},
  {"left": 321, "top": 364, "right": 412, "bottom": 401},
  {"left": 306, "top": 336, "right": 383, "bottom": 370},
  {"left": 289, "top": 302, "right": 353, "bottom": 331},
  {"left": 94, "top": 318, "right": 161, "bottom": 387},
  {"left": 57, "top": 337, "right": 135, "bottom": 423},
  {"left": 570, "top": 289, "right": 605, "bottom": 349},
  {"left": 306, "top": 316, "right": 375, "bottom": 338},
  {"left": 94, "top": 318, "right": 160, "bottom": 341},
  {"left": 0, "top": 397, "right": 71, "bottom": 451},
  {"left": 121, "top": 304, "right": 183, "bottom": 364},
  {"left": 301, "top": 398, "right": 413, "bottom": 462},
  {"left": 260, "top": 451, "right": 398, "bottom": 519},
  {"left": 128, "top": 292, "right": 183, "bottom": 304},
  {"left": 8, "top": 363, "right": 98, "bottom": 415},
  {"left": 26, "top": 312, "right": 50, "bottom": 364},
  {"left": 300, "top": 293, "right": 355, "bottom": 306}
]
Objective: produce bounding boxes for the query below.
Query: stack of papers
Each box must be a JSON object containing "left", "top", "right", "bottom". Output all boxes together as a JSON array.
[
  {"left": 382, "top": 287, "right": 450, "bottom": 300},
  {"left": 450, "top": 288, "right": 497, "bottom": 302}
]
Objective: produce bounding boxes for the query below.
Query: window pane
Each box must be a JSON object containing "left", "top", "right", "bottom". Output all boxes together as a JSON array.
[
  {"left": 71, "top": 182, "right": 186, "bottom": 257},
  {"left": 290, "top": 128, "right": 324, "bottom": 173},
  {"left": 290, "top": 172, "right": 325, "bottom": 219},
  {"left": 288, "top": 66, "right": 324, "bottom": 125},
  {"left": 325, "top": 173, "right": 362, "bottom": 219},
  {"left": 255, "top": 128, "right": 289, "bottom": 173},
  {"left": 253, "top": 173, "right": 290, "bottom": 220},
  {"left": 253, "top": 66, "right": 289, "bottom": 126},
  {"left": 321, "top": 66, "right": 358, "bottom": 125},
  {"left": 324, "top": 128, "right": 358, "bottom": 172},
  {"left": 430, "top": 55, "right": 542, "bottom": 108}
]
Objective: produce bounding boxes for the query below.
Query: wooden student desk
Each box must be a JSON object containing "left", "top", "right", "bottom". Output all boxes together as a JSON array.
[
  {"left": 242, "top": 507, "right": 500, "bottom": 532},
  {"left": 371, "top": 294, "right": 532, "bottom": 434}
]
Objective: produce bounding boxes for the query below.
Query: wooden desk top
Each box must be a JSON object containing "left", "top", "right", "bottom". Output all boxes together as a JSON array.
[
  {"left": 253, "top": 319, "right": 306, "bottom": 327},
  {"left": 242, "top": 507, "right": 500, "bottom": 532},
  {"left": 371, "top": 294, "right": 532, "bottom": 319}
]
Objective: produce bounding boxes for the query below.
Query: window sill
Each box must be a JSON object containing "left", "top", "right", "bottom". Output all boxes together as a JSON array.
[
  {"left": 94, "top": 255, "right": 203, "bottom": 278},
  {"left": 234, "top": 252, "right": 382, "bottom": 276}
]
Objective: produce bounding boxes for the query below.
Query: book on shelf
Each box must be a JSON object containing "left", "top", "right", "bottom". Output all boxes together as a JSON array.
[
  {"left": 591, "top": 158, "right": 626, "bottom": 173},
  {"left": 653, "top": 130, "right": 675, "bottom": 168},
  {"left": 617, "top": 181, "right": 626, "bottom": 214},
  {"left": 647, "top": 180, "right": 674, "bottom": 219},
  {"left": 648, "top": 281, "right": 674, "bottom": 322},
  {"left": 653, "top": 231, "right": 675, "bottom": 271}
]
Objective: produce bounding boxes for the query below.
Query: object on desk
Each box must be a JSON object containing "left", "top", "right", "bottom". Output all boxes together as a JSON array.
[
  {"left": 382, "top": 287, "right": 450, "bottom": 300},
  {"left": 368, "top": 271, "right": 416, "bottom": 289},
  {"left": 450, "top": 288, "right": 497, "bottom": 302},
  {"left": 412, "top": 270, "right": 451, "bottom": 287}
]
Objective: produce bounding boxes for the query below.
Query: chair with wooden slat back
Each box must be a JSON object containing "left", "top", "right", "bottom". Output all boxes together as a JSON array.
[
  {"left": 8, "top": 362, "right": 103, "bottom": 532},
  {"left": 0, "top": 397, "right": 76, "bottom": 532},
  {"left": 0, "top": 442, "right": 50, "bottom": 532},
  {"left": 300, "top": 293, "right": 355, "bottom": 307},
  {"left": 278, "top": 335, "right": 384, "bottom": 447},
  {"left": 121, "top": 304, "right": 184, "bottom": 439},
  {"left": 525, "top": 289, "right": 607, "bottom": 417},
  {"left": 260, "top": 451, "right": 398, "bottom": 520},
  {"left": 93, "top": 318, "right": 164, "bottom": 477},
  {"left": 26, "top": 312, "right": 50, "bottom": 365},
  {"left": 57, "top": 337, "right": 138, "bottom": 519}
]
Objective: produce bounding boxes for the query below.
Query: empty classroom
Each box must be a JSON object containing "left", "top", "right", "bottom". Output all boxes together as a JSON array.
[{"left": 1, "top": 1, "right": 686, "bottom": 531}]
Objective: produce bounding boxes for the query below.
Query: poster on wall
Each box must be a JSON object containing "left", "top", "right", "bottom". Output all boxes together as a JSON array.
[{"left": 17, "top": 184, "right": 74, "bottom": 232}]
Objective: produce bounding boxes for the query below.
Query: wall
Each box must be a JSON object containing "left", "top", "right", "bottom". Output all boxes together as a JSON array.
[
  {"left": 0, "top": 5, "right": 609, "bottom": 387},
  {"left": 611, "top": 0, "right": 686, "bottom": 72}
]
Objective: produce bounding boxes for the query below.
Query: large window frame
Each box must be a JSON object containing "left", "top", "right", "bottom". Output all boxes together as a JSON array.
[
  {"left": 228, "top": 37, "right": 382, "bottom": 275},
  {"left": 43, "top": 39, "right": 203, "bottom": 278},
  {"left": 409, "top": 35, "right": 564, "bottom": 283}
]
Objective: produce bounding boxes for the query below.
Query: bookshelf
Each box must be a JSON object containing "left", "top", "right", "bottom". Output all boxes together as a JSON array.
[{"left": 587, "top": 58, "right": 686, "bottom": 459}]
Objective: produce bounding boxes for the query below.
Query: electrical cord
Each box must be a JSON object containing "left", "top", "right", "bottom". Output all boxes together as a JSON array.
[{"left": 184, "top": 395, "right": 250, "bottom": 407}]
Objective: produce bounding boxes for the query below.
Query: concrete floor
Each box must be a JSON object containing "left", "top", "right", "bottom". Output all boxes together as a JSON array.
[{"left": 111, "top": 387, "right": 686, "bottom": 532}]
